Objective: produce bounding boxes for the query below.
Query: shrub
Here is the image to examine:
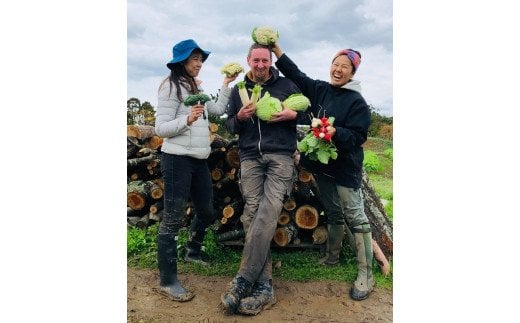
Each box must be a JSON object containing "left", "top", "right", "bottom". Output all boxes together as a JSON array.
[
  {"left": 378, "top": 124, "right": 393, "bottom": 140},
  {"left": 384, "top": 148, "right": 393, "bottom": 159},
  {"left": 127, "top": 223, "right": 158, "bottom": 256},
  {"left": 363, "top": 150, "right": 382, "bottom": 173}
]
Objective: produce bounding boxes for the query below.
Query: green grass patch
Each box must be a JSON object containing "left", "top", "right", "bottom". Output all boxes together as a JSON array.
[
  {"left": 363, "top": 150, "right": 382, "bottom": 173},
  {"left": 367, "top": 173, "right": 393, "bottom": 201},
  {"left": 128, "top": 224, "right": 393, "bottom": 290},
  {"left": 363, "top": 137, "right": 392, "bottom": 153},
  {"left": 364, "top": 137, "right": 393, "bottom": 220},
  {"left": 385, "top": 200, "right": 393, "bottom": 222}
]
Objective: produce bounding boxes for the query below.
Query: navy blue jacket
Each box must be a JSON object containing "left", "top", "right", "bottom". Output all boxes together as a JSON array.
[
  {"left": 275, "top": 54, "right": 371, "bottom": 188},
  {"left": 225, "top": 67, "right": 302, "bottom": 161}
]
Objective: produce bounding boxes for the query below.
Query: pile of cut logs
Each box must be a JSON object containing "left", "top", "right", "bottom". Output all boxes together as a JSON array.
[{"left": 127, "top": 123, "right": 393, "bottom": 272}]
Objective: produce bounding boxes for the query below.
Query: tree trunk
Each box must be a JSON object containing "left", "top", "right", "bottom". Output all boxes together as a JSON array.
[
  {"left": 128, "top": 154, "right": 156, "bottom": 168},
  {"left": 361, "top": 170, "right": 393, "bottom": 259},
  {"left": 143, "top": 135, "right": 163, "bottom": 150},
  {"left": 127, "top": 124, "right": 156, "bottom": 140},
  {"left": 127, "top": 213, "right": 149, "bottom": 228},
  {"left": 217, "top": 228, "right": 245, "bottom": 242},
  {"left": 127, "top": 181, "right": 153, "bottom": 210},
  {"left": 127, "top": 137, "right": 142, "bottom": 159},
  {"left": 150, "top": 183, "right": 163, "bottom": 200}
]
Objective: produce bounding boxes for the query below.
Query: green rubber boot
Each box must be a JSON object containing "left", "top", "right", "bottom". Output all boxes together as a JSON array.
[
  {"left": 349, "top": 224, "right": 375, "bottom": 301},
  {"left": 319, "top": 224, "right": 345, "bottom": 265}
]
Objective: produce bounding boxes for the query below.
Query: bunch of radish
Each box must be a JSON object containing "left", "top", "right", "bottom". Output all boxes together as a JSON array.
[{"left": 310, "top": 116, "right": 335, "bottom": 142}]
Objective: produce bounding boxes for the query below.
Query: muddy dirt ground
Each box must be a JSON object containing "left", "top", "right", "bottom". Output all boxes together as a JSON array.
[{"left": 127, "top": 267, "right": 392, "bottom": 322}]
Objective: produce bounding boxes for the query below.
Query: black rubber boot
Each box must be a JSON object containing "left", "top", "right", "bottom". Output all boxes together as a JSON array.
[
  {"left": 319, "top": 224, "right": 345, "bottom": 265},
  {"left": 156, "top": 233, "right": 194, "bottom": 302},
  {"left": 184, "top": 228, "right": 209, "bottom": 266},
  {"left": 238, "top": 280, "right": 276, "bottom": 315},
  {"left": 349, "top": 224, "right": 374, "bottom": 301},
  {"left": 220, "top": 276, "right": 253, "bottom": 314}
]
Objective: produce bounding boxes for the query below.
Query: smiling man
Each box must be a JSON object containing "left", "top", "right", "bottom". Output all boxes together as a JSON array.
[{"left": 221, "top": 43, "right": 304, "bottom": 316}]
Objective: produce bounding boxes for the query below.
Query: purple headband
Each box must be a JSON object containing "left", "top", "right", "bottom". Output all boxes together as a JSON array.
[{"left": 334, "top": 49, "right": 361, "bottom": 72}]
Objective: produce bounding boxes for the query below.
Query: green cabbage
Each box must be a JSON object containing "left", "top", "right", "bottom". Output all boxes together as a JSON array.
[
  {"left": 255, "top": 92, "right": 281, "bottom": 121},
  {"left": 283, "top": 93, "right": 310, "bottom": 111}
]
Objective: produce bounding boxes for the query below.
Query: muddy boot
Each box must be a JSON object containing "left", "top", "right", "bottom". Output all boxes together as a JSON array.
[
  {"left": 156, "top": 233, "right": 194, "bottom": 302},
  {"left": 349, "top": 224, "right": 375, "bottom": 301},
  {"left": 184, "top": 229, "right": 209, "bottom": 266},
  {"left": 238, "top": 280, "right": 276, "bottom": 315},
  {"left": 319, "top": 224, "right": 345, "bottom": 265},
  {"left": 220, "top": 276, "right": 253, "bottom": 314}
]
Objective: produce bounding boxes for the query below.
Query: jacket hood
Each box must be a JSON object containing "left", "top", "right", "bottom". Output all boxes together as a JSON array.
[{"left": 340, "top": 79, "right": 362, "bottom": 93}]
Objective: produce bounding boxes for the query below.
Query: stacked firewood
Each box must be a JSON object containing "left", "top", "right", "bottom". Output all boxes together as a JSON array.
[
  {"left": 127, "top": 125, "right": 165, "bottom": 228},
  {"left": 126, "top": 124, "right": 393, "bottom": 268}
]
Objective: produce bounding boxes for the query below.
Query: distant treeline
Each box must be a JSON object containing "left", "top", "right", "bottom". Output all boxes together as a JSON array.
[{"left": 127, "top": 98, "right": 393, "bottom": 140}]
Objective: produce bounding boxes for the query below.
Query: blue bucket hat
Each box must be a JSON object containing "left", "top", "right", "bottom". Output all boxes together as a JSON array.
[{"left": 166, "top": 39, "right": 210, "bottom": 70}]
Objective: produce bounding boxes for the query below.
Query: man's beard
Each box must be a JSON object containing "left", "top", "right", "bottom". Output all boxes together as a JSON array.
[{"left": 253, "top": 69, "right": 268, "bottom": 83}]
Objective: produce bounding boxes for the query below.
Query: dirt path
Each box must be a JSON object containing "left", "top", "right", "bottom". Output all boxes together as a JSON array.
[{"left": 128, "top": 267, "right": 393, "bottom": 322}]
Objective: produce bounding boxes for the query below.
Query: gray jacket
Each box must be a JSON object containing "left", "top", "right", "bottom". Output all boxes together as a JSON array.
[{"left": 155, "top": 81, "right": 231, "bottom": 159}]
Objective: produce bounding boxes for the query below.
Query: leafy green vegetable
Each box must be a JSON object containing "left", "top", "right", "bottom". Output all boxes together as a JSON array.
[
  {"left": 255, "top": 92, "right": 282, "bottom": 121},
  {"left": 250, "top": 84, "right": 262, "bottom": 104},
  {"left": 237, "top": 81, "right": 250, "bottom": 106},
  {"left": 183, "top": 93, "right": 211, "bottom": 106},
  {"left": 297, "top": 116, "right": 338, "bottom": 164},
  {"left": 283, "top": 93, "right": 310, "bottom": 111}
]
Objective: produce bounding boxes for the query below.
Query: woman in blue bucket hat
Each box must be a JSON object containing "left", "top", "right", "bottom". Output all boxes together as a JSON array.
[{"left": 154, "top": 39, "right": 238, "bottom": 301}]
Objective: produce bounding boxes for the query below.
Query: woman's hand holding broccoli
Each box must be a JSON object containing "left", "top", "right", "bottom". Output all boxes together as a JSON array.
[{"left": 187, "top": 104, "right": 205, "bottom": 125}]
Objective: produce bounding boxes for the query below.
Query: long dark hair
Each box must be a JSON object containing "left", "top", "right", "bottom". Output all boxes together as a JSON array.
[{"left": 159, "top": 49, "right": 202, "bottom": 101}]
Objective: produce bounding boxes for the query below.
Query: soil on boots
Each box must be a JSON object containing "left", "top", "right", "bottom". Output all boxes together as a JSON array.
[
  {"left": 127, "top": 267, "right": 393, "bottom": 322},
  {"left": 238, "top": 280, "right": 276, "bottom": 315}
]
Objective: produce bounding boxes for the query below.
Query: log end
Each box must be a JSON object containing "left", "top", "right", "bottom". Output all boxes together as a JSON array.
[
  {"left": 312, "top": 226, "right": 328, "bottom": 244},
  {"left": 273, "top": 228, "right": 290, "bottom": 247},
  {"left": 295, "top": 205, "right": 319, "bottom": 229},
  {"left": 278, "top": 211, "right": 291, "bottom": 226},
  {"left": 127, "top": 192, "right": 145, "bottom": 210}
]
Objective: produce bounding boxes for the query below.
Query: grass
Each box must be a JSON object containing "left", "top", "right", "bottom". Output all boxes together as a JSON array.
[
  {"left": 364, "top": 137, "right": 393, "bottom": 221},
  {"left": 128, "top": 135, "right": 394, "bottom": 290},
  {"left": 128, "top": 225, "right": 393, "bottom": 290}
]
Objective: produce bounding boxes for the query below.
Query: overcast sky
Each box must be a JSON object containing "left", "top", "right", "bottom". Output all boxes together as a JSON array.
[{"left": 128, "top": 0, "right": 393, "bottom": 116}]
